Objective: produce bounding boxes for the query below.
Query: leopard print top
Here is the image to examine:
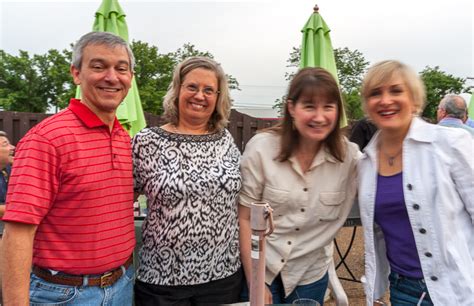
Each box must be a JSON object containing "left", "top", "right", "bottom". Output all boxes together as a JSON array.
[{"left": 132, "top": 127, "right": 241, "bottom": 285}]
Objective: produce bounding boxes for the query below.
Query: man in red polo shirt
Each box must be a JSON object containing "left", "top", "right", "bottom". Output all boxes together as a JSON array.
[{"left": 1, "top": 32, "right": 136, "bottom": 305}]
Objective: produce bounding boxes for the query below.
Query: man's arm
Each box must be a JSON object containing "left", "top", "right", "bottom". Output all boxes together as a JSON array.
[{"left": 1, "top": 222, "right": 37, "bottom": 305}]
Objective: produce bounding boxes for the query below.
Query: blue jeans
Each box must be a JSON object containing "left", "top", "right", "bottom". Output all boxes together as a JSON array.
[
  {"left": 389, "top": 272, "right": 433, "bottom": 306},
  {"left": 29, "top": 266, "right": 134, "bottom": 306},
  {"left": 241, "top": 272, "right": 328, "bottom": 305}
]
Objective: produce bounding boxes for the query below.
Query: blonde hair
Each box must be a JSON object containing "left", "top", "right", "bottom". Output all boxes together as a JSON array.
[
  {"left": 361, "top": 60, "right": 426, "bottom": 115},
  {"left": 162, "top": 56, "right": 232, "bottom": 132}
]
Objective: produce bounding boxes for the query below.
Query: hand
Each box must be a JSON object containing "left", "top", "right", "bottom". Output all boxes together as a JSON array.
[{"left": 264, "top": 286, "right": 273, "bottom": 305}]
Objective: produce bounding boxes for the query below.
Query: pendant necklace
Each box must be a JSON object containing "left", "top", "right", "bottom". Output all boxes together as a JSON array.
[{"left": 383, "top": 148, "right": 402, "bottom": 166}]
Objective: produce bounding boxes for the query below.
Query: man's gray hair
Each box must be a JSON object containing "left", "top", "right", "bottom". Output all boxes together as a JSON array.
[
  {"left": 72, "top": 32, "right": 135, "bottom": 71},
  {"left": 439, "top": 94, "right": 467, "bottom": 119}
]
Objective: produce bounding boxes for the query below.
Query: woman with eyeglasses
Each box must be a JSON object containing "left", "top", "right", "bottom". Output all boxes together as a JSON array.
[
  {"left": 132, "top": 56, "right": 242, "bottom": 305},
  {"left": 358, "top": 60, "right": 473, "bottom": 305}
]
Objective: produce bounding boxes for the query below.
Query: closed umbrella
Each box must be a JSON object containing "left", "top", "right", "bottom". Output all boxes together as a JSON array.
[
  {"left": 77, "top": 0, "right": 146, "bottom": 136},
  {"left": 300, "top": 5, "right": 348, "bottom": 127},
  {"left": 468, "top": 93, "right": 474, "bottom": 120}
]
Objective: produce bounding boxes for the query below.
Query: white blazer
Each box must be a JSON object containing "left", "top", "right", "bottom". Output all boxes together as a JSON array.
[{"left": 358, "top": 117, "right": 474, "bottom": 305}]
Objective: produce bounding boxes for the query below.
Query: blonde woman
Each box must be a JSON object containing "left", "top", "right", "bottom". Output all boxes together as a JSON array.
[{"left": 358, "top": 60, "right": 473, "bottom": 305}]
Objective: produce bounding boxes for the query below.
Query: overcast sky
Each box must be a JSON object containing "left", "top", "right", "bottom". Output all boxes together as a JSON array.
[{"left": 0, "top": 0, "right": 473, "bottom": 89}]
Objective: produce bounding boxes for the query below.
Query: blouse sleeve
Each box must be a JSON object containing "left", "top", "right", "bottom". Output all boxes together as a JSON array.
[
  {"left": 131, "top": 130, "right": 147, "bottom": 194},
  {"left": 239, "top": 135, "right": 265, "bottom": 207}
]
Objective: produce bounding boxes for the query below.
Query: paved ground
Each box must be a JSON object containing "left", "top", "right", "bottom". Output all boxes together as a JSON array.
[
  {"left": 325, "top": 226, "right": 366, "bottom": 306},
  {"left": 325, "top": 226, "right": 390, "bottom": 306}
]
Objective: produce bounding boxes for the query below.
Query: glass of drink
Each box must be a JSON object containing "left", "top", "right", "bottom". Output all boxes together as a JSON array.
[{"left": 292, "top": 298, "right": 320, "bottom": 306}]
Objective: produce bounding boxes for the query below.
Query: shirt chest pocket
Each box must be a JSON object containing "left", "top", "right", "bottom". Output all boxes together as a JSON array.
[
  {"left": 318, "top": 191, "right": 346, "bottom": 221},
  {"left": 262, "top": 186, "right": 289, "bottom": 218}
]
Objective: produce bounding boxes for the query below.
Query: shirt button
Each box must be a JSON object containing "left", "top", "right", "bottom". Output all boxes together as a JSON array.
[
  {"left": 303, "top": 188, "right": 308, "bottom": 192},
  {"left": 287, "top": 241, "right": 292, "bottom": 245},
  {"left": 407, "top": 184, "right": 413, "bottom": 190},
  {"left": 431, "top": 276, "right": 438, "bottom": 281},
  {"left": 425, "top": 252, "right": 432, "bottom": 258},
  {"left": 300, "top": 208, "right": 305, "bottom": 212},
  {"left": 413, "top": 204, "right": 420, "bottom": 210},
  {"left": 419, "top": 228, "right": 427, "bottom": 234}
]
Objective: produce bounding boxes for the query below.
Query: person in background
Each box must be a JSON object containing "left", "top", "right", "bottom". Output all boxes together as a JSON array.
[
  {"left": 349, "top": 117, "right": 378, "bottom": 150},
  {"left": 0, "top": 131, "right": 14, "bottom": 224},
  {"left": 132, "top": 56, "right": 242, "bottom": 305},
  {"left": 239, "top": 67, "right": 360, "bottom": 305},
  {"left": 437, "top": 94, "right": 474, "bottom": 136},
  {"left": 1, "top": 32, "right": 136, "bottom": 305},
  {"left": 0, "top": 131, "right": 14, "bottom": 303},
  {"left": 358, "top": 60, "right": 473, "bottom": 306}
]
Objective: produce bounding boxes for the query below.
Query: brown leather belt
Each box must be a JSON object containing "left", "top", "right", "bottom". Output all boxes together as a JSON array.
[{"left": 32, "top": 256, "right": 133, "bottom": 288}]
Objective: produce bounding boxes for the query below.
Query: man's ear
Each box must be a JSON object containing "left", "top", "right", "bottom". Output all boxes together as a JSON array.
[{"left": 70, "top": 65, "right": 81, "bottom": 85}]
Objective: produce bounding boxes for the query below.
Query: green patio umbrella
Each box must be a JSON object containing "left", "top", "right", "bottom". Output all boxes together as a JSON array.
[
  {"left": 76, "top": 0, "right": 146, "bottom": 136},
  {"left": 468, "top": 93, "right": 474, "bottom": 120},
  {"left": 300, "top": 5, "right": 348, "bottom": 127}
]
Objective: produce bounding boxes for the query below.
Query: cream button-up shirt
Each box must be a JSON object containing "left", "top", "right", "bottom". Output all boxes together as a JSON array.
[{"left": 240, "top": 131, "right": 360, "bottom": 296}]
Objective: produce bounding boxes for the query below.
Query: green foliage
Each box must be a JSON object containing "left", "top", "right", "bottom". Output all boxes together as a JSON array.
[
  {"left": 273, "top": 46, "right": 369, "bottom": 120},
  {"left": 419, "top": 66, "right": 465, "bottom": 120},
  {"left": 131, "top": 41, "right": 240, "bottom": 115},
  {"left": 1, "top": 42, "right": 239, "bottom": 114},
  {"left": 0, "top": 50, "right": 47, "bottom": 112},
  {"left": 0, "top": 49, "right": 74, "bottom": 113}
]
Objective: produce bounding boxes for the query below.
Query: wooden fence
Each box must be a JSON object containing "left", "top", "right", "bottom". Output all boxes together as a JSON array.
[{"left": 0, "top": 109, "right": 277, "bottom": 152}]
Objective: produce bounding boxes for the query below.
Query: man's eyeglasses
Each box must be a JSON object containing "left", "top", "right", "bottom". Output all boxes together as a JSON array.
[{"left": 182, "top": 84, "right": 220, "bottom": 98}]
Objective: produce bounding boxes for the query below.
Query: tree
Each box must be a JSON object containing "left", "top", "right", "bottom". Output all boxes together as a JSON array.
[
  {"left": 35, "top": 48, "right": 75, "bottom": 112},
  {"left": 0, "top": 50, "right": 47, "bottom": 112},
  {"left": 273, "top": 46, "right": 369, "bottom": 120},
  {"left": 0, "top": 48, "right": 74, "bottom": 113},
  {"left": 419, "top": 66, "right": 465, "bottom": 120},
  {"left": 131, "top": 41, "right": 240, "bottom": 114},
  {"left": 1, "top": 42, "right": 240, "bottom": 115}
]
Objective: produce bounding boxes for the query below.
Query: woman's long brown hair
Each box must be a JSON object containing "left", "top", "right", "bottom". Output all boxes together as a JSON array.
[{"left": 270, "top": 67, "right": 346, "bottom": 162}]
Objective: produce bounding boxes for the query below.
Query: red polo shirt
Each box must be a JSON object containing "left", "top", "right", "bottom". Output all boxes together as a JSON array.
[{"left": 3, "top": 99, "right": 135, "bottom": 275}]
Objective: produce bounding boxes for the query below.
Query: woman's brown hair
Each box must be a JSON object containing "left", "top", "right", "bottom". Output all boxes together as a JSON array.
[{"left": 271, "top": 67, "right": 346, "bottom": 162}]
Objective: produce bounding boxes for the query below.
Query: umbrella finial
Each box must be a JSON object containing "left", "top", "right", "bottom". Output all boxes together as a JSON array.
[{"left": 313, "top": 4, "right": 319, "bottom": 13}]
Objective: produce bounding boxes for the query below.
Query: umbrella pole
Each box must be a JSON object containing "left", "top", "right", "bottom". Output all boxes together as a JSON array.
[{"left": 250, "top": 202, "right": 274, "bottom": 306}]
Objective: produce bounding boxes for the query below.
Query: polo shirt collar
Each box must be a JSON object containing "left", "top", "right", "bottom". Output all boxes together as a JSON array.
[{"left": 68, "top": 98, "right": 122, "bottom": 130}]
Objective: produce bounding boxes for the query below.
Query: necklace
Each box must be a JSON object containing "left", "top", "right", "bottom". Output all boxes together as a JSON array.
[{"left": 382, "top": 148, "right": 402, "bottom": 166}]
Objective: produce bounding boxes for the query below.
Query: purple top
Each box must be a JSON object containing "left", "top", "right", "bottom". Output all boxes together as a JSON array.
[{"left": 374, "top": 172, "right": 423, "bottom": 278}]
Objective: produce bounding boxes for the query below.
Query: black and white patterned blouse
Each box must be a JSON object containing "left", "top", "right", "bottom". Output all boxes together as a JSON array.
[{"left": 132, "top": 127, "right": 242, "bottom": 286}]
